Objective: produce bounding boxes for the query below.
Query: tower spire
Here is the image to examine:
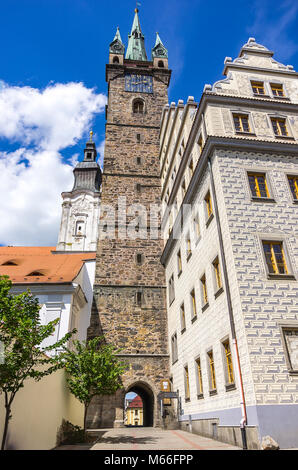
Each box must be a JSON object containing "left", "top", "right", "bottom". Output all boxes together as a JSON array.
[{"left": 125, "top": 7, "right": 147, "bottom": 61}]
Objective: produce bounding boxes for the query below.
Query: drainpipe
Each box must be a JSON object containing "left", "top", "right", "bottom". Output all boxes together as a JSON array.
[{"left": 207, "top": 157, "right": 248, "bottom": 450}]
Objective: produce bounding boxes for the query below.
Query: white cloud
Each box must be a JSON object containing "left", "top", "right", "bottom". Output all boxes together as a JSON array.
[{"left": 0, "top": 81, "right": 107, "bottom": 246}]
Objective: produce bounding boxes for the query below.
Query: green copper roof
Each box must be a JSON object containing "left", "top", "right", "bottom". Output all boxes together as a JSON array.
[
  {"left": 152, "top": 32, "right": 168, "bottom": 59},
  {"left": 125, "top": 9, "right": 147, "bottom": 61},
  {"left": 109, "top": 26, "right": 125, "bottom": 55}
]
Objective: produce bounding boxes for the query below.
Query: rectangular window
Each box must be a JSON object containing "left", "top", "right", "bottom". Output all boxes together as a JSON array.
[
  {"left": 262, "top": 241, "right": 288, "bottom": 275},
  {"left": 198, "top": 135, "right": 203, "bottom": 154},
  {"left": 248, "top": 173, "right": 270, "bottom": 198},
  {"left": 205, "top": 191, "right": 213, "bottom": 219},
  {"left": 171, "top": 332, "right": 178, "bottom": 364},
  {"left": 190, "top": 289, "right": 197, "bottom": 319},
  {"left": 177, "top": 249, "right": 182, "bottom": 275},
  {"left": 180, "top": 303, "right": 186, "bottom": 332},
  {"left": 195, "top": 357, "right": 203, "bottom": 396},
  {"left": 271, "top": 117, "right": 288, "bottom": 136},
  {"left": 222, "top": 340, "right": 234, "bottom": 384},
  {"left": 201, "top": 274, "right": 208, "bottom": 305},
  {"left": 186, "top": 233, "right": 192, "bottom": 259},
  {"left": 288, "top": 176, "right": 298, "bottom": 200},
  {"left": 233, "top": 114, "right": 250, "bottom": 133},
  {"left": 251, "top": 81, "right": 265, "bottom": 95},
  {"left": 208, "top": 350, "right": 217, "bottom": 391},
  {"left": 184, "top": 365, "right": 190, "bottom": 400},
  {"left": 169, "top": 274, "right": 175, "bottom": 304},
  {"left": 213, "top": 257, "right": 222, "bottom": 290},
  {"left": 270, "top": 83, "right": 284, "bottom": 97},
  {"left": 282, "top": 327, "right": 298, "bottom": 372}
]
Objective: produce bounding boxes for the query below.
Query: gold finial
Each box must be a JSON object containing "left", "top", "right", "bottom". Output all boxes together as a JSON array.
[{"left": 89, "top": 130, "right": 93, "bottom": 142}]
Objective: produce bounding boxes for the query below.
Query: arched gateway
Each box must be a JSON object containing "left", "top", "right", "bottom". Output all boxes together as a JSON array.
[
  {"left": 86, "top": 9, "right": 174, "bottom": 429},
  {"left": 125, "top": 382, "right": 154, "bottom": 427}
]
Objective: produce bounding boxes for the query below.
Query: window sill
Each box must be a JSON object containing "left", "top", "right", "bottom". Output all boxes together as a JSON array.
[
  {"left": 187, "top": 252, "right": 192, "bottom": 262},
  {"left": 225, "top": 383, "right": 236, "bottom": 392},
  {"left": 288, "top": 370, "right": 298, "bottom": 376},
  {"left": 181, "top": 328, "right": 186, "bottom": 335},
  {"left": 209, "top": 389, "right": 217, "bottom": 397},
  {"left": 172, "top": 359, "right": 178, "bottom": 366},
  {"left": 267, "top": 274, "right": 296, "bottom": 281},
  {"left": 292, "top": 199, "right": 298, "bottom": 204},
  {"left": 206, "top": 213, "right": 214, "bottom": 228},
  {"left": 214, "top": 287, "right": 224, "bottom": 299},
  {"left": 202, "top": 302, "right": 209, "bottom": 313},
  {"left": 197, "top": 393, "right": 204, "bottom": 400},
  {"left": 253, "top": 93, "right": 271, "bottom": 99},
  {"left": 169, "top": 298, "right": 175, "bottom": 306},
  {"left": 185, "top": 397, "right": 190, "bottom": 403},
  {"left": 251, "top": 196, "right": 276, "bottom": 203},
  {"left": 272, "top": 96, "right": 290, "bottom": 101},
  {"left": 273, "top": 135, "right": 295, "bottom": 140},
  {"left": 235, "top": 131, "right": 256, "bottom": 137},
  {"left": 178, "top": 270, "right": 182, "bottom": 278},
  {"left": 191, "top": 315, "right": 198, "bottom": 324}
]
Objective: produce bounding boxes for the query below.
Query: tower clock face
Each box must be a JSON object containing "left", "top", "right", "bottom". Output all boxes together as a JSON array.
[{"left": 125, "top": 74, "right": 153, "bottom": 93}]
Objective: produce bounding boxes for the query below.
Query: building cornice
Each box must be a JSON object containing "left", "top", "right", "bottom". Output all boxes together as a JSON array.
[{"left": 222, "top": 63, "right": 298, "bottom": 77}]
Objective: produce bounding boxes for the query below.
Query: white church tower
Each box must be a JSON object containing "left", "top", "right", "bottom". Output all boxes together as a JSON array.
[{"left": 57, "top": 133, "right": 102, "bottom": 252}]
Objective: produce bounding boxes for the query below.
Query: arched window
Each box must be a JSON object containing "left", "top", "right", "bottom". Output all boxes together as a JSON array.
[
  {"left": 133, "top": 99, "right": 144, "bottom": 114},
  {"left": 113, "top": 56, "right": 119, "bottom": 64},
  {"left": 158, "top": 60, "right": 164, "bottom": 68}
]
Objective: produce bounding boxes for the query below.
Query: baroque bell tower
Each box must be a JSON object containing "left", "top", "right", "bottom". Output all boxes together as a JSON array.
[{"left": 87, "top": 8, "right": 172, "bottom": 428}]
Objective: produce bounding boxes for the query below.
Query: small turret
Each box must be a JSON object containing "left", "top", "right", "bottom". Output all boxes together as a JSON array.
[
  {"left": 109, "top": 27, "right": 125, "bottom": 65},
  {"left": 152, "top": 32, "right": 168, "bottom": 69}
]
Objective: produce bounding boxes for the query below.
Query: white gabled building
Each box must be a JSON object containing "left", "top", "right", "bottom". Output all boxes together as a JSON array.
[{"left": 160, "top": 38, "right": 298, "bottom": 449}]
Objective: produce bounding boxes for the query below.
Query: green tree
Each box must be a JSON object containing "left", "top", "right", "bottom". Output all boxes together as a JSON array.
[
  {"left": 62, "top": 337, "right": 127, "bottom": 432},
  {"left": 0, "top": 276, "right": 75, "bottom": 450}
]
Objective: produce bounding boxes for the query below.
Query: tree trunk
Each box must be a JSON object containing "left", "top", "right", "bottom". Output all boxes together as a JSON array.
[
  {"left": 83, "top": 404, "right": 88, "bottom": 433},
  {"left": 1, "top": 394, "right": 11, "bottom": 450}
]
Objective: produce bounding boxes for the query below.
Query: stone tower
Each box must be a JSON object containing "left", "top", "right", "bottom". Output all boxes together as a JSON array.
[
  {"left": 57, "top": 135, "right": 102, "bottom": 252},
  {"left": 87, "top": 9, "right": 172, "bottom": 428}
]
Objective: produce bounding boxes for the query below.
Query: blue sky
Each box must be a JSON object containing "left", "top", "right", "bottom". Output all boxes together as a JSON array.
[{"left": 0, "top": 0, "right": 297, "bottom": 246}]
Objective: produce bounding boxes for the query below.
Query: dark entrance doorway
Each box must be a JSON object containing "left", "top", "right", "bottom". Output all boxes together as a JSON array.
[{"left": 125, "top": 382, "right": 154, "bottom": 427}]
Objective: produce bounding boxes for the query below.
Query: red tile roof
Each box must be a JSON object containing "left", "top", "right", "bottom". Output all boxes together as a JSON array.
[
  {"left": 0, "top": 247, "right": 96, "bottom": 284},
  {"left": 128, "top": 395, "right": 143, "bottom": 408}
]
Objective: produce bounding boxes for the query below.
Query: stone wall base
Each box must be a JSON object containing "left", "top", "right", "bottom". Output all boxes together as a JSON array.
[{"left": 179, "top": 419, "right": 260, "bottom": 450}]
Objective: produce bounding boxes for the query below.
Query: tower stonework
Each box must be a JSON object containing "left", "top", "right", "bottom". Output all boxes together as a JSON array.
[{"left": 87, "top": 11, "right": 172, "bottom": 428}]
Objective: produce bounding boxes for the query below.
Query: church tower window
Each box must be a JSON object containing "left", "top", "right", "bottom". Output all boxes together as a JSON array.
[{"left": 133, "top": 99, "right": 145, "bottom": 114}]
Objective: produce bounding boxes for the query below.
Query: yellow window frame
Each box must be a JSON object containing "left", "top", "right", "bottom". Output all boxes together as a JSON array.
[
  {"left": 233, "top": 114, "right": 250, "bottom": 133},
  {"left": 184, "top": 366, "right": 190, "bottom": 399},
  {"left": 201, "top": 275, "right": 208, "bottom": 304},
  {"left": 263, "top": 241, "right": 288, "bottom": 275},
  {"left": 248, "top": 173, "right": 270, "bottom": 198},
  {"left": 208, "top": 351, "right": 216, "bottom": 390},
  {"left": 191, "top": 289, "right": 197, "bottom": 317},
  {"left": 213, "top": 258, "right": 222, "bottom": 289},
  {"left": 288, "top": 176, "right": 298, "bottom": 200},
  {"left": 177, "top": 250, "right": 182, "bottom": 274},
  {"left": 251, "top": 81, "right": 265, "bottom": 95},
  {"left": 205, "top": 192, "right": 213, "bottom": 218},
  {"left": 223, "top": 340, "right": 234, "bottom": 384},
  {"left": 270, "top": 83, "right": 284, "bottom": 97},
  {"left": 271, "top": 117, "right": 288, "bottom": 136},
  {"left": 196, "top": 358, "right": 203, "bottom": 394}
]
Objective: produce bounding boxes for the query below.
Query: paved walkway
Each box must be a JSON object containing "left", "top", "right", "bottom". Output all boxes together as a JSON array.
[{"left": 83, "top": 427, "right": 241, "bottom": 451}]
